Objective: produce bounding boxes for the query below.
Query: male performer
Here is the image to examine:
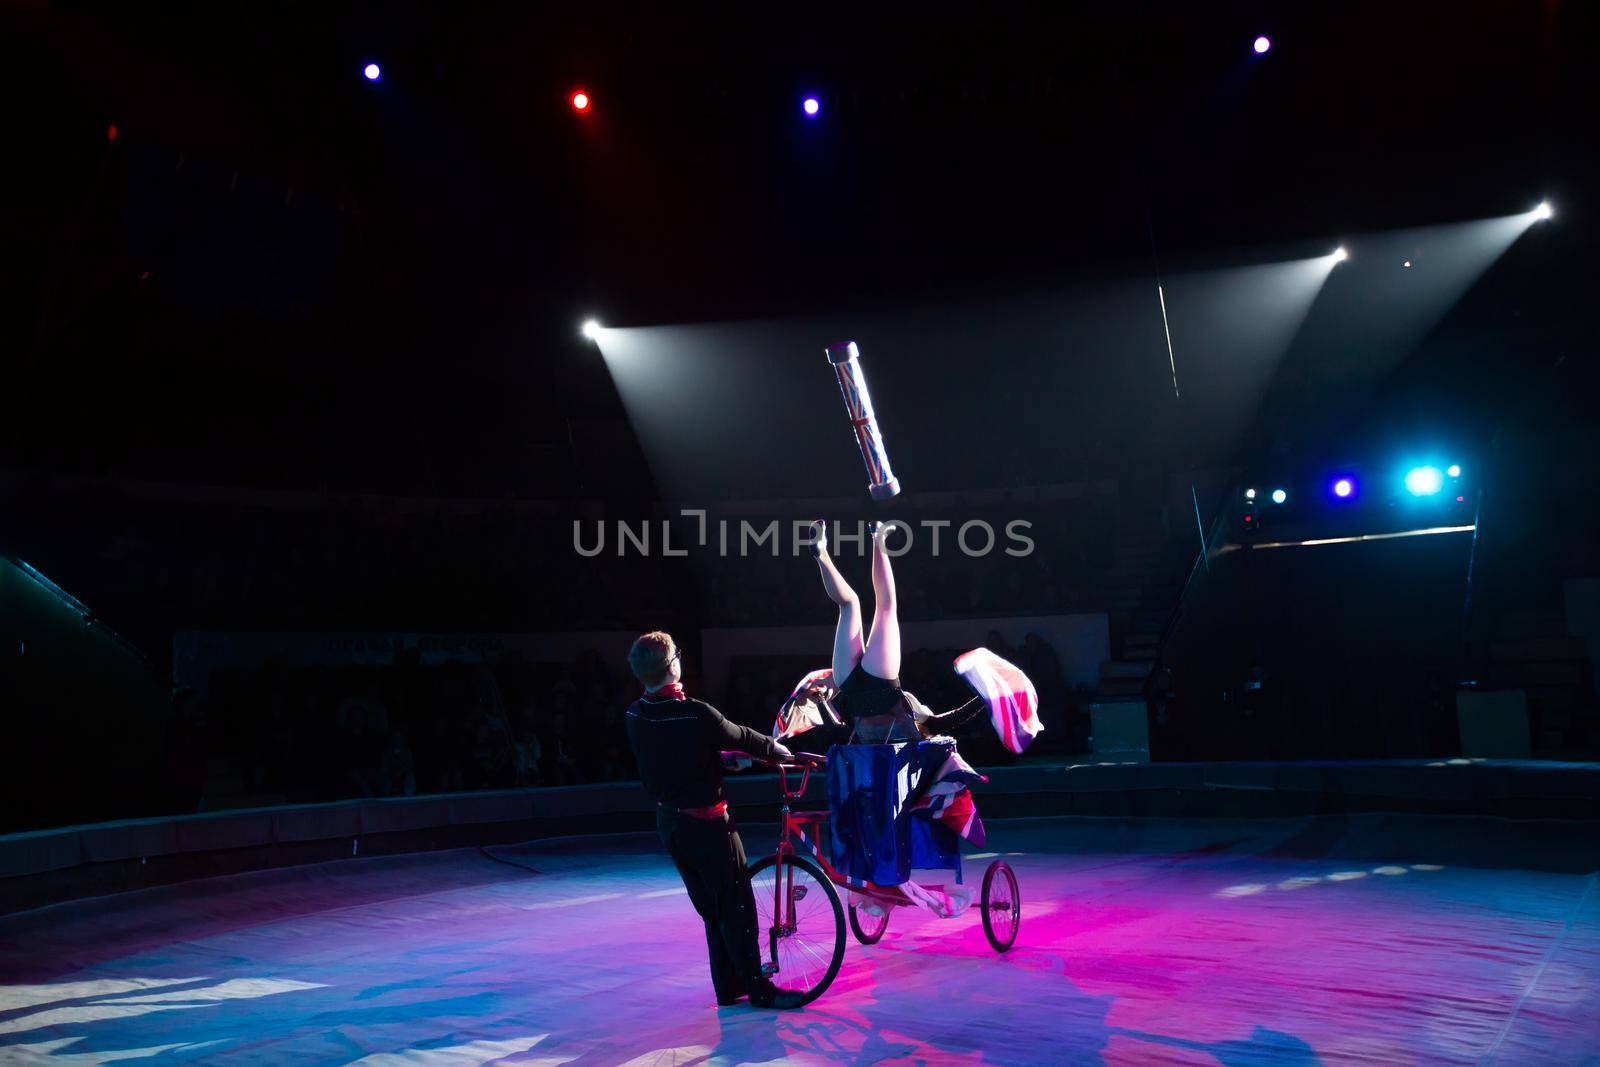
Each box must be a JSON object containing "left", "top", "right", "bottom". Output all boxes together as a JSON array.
[{"left": 624, "top": 631, "right": 803, "bottom": 1009}]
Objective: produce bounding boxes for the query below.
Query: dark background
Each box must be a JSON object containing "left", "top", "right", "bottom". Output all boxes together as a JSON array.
[{"left": 3, "top": 1, "right": 1592, "bottom": 496}]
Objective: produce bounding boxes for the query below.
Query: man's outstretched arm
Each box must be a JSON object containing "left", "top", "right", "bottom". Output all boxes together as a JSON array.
[{"left": 700, "top": 703, "right": 792, "bottom": 761}]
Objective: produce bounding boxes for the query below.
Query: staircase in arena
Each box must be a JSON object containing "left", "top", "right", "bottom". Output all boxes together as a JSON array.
[
  {"left": 1095, "top": 508, "right": 1182, "bottom": 701},
  {"left": 1485, "top": 609, "right": 1597, "bottom": 758}
]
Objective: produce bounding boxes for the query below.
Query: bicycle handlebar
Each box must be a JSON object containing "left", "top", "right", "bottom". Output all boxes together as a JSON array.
[{"left": 722, "top": 750, "right": 828, "bottom": 770}]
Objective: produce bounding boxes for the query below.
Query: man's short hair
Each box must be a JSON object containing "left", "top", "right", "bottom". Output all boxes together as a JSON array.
[{"left": 628, "top": 631, "right": 676, "bottom": 690}]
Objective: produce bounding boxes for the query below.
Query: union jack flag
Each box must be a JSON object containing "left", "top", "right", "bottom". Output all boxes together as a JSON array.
[{"left": 954, "top": 647, "right": 1043, "bottom": 754}]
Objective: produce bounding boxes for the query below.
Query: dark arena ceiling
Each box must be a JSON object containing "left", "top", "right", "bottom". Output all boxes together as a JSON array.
[{"left": 2, "top": 2, "right": 1593, "bottom": 496}]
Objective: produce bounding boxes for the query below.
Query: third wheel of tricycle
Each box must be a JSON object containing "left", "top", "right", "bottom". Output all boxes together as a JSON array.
[
  {"left": 849, "top": 899, "right": 891, "bottom": 945},
  {"left": 981, "top": 859, "right": 1020, "bottom": 952}
]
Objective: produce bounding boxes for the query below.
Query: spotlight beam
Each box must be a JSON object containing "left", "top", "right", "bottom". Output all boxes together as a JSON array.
[
  {"left": 1155, "top": 252, "right": 1343, "bottom": 443},
  {"left": 1262, "top": 208, "right": 1556, "bottom": 431}
]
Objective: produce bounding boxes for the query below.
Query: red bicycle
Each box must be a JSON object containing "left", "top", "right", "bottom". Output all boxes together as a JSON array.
[{"left": 742, "top": 750, "right": 1021, "bottom": 1006}]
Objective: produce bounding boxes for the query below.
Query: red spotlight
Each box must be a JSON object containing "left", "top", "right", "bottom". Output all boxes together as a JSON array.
[
  {"left": 571, "top": 90, "right": 590, "bottom": 113},
  {"left": 106, "top": 123, "right": 119, "bottom": 143}
]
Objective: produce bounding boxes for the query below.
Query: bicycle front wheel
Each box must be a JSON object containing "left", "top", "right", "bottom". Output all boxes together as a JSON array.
[{"left": 748, "top": 853, "right": 846, "bottom": 1005}]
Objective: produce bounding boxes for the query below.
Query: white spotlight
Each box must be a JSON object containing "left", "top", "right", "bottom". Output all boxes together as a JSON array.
[
  {"left": 1533, "top": 201, "right": 1553, "bottom": 221},
  {"left": 1332, "top": 246, "right": 1349, "bottom": 263},
  {"left": 581, "top": 320, "right": 601, "bottom": 339},
  {"left": 1245, "top": 488, "right": 1257, "bottom": 501}
]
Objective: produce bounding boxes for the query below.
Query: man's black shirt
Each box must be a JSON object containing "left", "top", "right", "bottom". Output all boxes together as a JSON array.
[{"left": 625, "top": 693, "right": 782, "bottom": 808}]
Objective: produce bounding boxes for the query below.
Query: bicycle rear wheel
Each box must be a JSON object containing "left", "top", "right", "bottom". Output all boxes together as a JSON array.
[
  {"left": 748, "top": 853, "right": 846, "bottom": 1005},
  {"left": 981, "top": 859, "right": 1020, "bottom": 952},
  {"left": 849, "top": 898, "right": 891, "bottom": 944}
]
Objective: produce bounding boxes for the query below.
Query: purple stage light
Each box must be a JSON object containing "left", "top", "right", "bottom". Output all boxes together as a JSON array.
[
  {"left": 803, "top": 97, "right": 820, "bottom": 117},
  {"left": 363, "top": 63, "right": 381, "bottom": 82},
  {"left": 1333, "top": 478, "right": 1355, "bottom": 499},
  {"left": 1253, "top": 36, "right": 1271, "bottom": 54}
]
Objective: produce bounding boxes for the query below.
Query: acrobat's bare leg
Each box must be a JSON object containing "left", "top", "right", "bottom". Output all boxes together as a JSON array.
[
  {"left": 811, "top": 520, "right": 863, "bottom": 682},
  {"left": 861, "top": 522, "right": 901, "bottom": 680}
]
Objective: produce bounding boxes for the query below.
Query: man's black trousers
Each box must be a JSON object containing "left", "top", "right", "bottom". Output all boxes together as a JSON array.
[{"left": 656, "top": 807, "right": 764, "bottom": 1002}]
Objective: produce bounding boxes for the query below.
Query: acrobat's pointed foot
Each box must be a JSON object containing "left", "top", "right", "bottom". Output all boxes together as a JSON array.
[{"left": 810, "top": 519, "right": 828, "bottom": 557}]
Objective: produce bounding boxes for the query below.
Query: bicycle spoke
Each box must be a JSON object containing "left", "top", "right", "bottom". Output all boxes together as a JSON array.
[
  {"left": 790, "top": 935, "right": 829, "bottom": 973},
  {"left": 780, "top": 945, "right": 816, "bottom": 989},
  {"left": 775, "top": 935, "right": 815, "bottom": 987}
]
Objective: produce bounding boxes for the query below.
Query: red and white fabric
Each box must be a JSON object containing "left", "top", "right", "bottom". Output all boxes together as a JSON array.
[
  {"left": 953, "top": 647, "right": 1042, "bottom": 754},
  {"left": 772, "top": 668, "right": 841, "bottom": 741}
]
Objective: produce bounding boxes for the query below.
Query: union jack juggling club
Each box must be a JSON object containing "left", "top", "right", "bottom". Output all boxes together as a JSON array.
[{"left": 824, "top": 340, "right": 901, "bottom": 502}]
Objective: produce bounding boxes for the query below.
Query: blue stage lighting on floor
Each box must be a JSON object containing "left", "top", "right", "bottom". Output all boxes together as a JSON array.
[
  {"left": 1405, "top": 466, "right": 1444, "bottom": 496},
  {"left": 363, "top": 63, "right": 381, "bottom": 82},
  {"left": 1271, "top": 488, "right": 1287, "bottom": 505},
  {"left": 1332, "top": 478, "right": 1355, "bottom": 499}
]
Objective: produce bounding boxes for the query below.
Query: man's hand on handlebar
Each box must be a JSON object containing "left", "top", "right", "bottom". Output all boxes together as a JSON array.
[{"left": 720, "top": 745, "right": 824, "bottom": 768}]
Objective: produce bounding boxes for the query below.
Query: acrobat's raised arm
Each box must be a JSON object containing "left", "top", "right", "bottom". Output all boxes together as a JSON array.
[{"left": 916, "top": 694, "right": 987, "bottom": 733}]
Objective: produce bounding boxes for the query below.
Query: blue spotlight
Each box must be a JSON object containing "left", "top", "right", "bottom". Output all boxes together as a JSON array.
[
  {"left": 1253, "top": 36, "right": 1271, "bottom": 55},
  {"left": 1271, "top": 488, "right": 1288, "bottom": 505},
  {"left": 1405, "top": 466, "right": 1444, "bottom": 496},
  {"left": 1447, "top": 464, "right": 1462, "bottom": 478},
  {"left": 1332, "top": 477, "right": 1355, "bottom": 500},
  {"left": 363, "top": 63, "right": 381, "bottom": 82},
  {"left": 803, "top": 96, "right": 820, "bottom": 117}
]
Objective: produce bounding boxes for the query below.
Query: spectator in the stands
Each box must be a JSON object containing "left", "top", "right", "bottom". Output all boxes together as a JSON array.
[
  {"left": 163, "top": 687, "right": 209, "bottom": 815},
  {"left": 333, "top": 679, "right": 388, "bottom": 798},
  {"left": 545, "top": 711, "right": 581, "bottom": 785},
  {"left": 1021, "top": 632, "right": 1067, "bottom": 737},
  {"left": 594, "top": 704, "right": 633, "bottom": 781},
  {"left": 551, "top": 668, "right": 578, "bottom": 706},
  {"left": 514, "top": 728, "right": 543, "bottom": 786},
  {"left": 467, "top": 714, "right": 508, "bottom": 789},
  {"left": 985, "top": 629, "right": 1016, "bottom": 663},
  {"left": 378, "top": 729, "right": 417, "bottom": 796},
  {"left": 574, "top": 648, "right": 614, "bottom": 704}
]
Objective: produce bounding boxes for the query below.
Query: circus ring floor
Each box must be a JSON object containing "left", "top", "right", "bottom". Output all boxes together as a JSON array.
[{"left": 2, "top": 814, "right": 1597, "bottom": 1065}]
